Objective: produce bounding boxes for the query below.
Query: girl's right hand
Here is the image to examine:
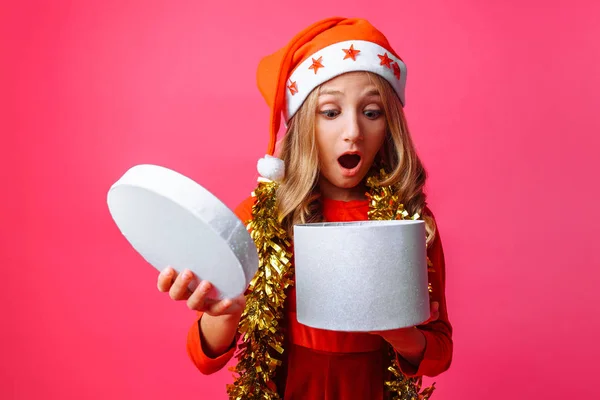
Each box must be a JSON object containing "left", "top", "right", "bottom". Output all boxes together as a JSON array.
[{"left": 157, "top": 266, "right": 246, "bottom": 317}]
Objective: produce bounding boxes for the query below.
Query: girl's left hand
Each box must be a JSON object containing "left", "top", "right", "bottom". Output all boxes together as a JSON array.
[{"left": 369, "top": 301, "right": 439, "bottom": 350}]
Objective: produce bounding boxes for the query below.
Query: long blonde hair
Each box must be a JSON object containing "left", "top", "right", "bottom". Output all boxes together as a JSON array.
[{"left": 276, "top": 72, "right": 437, "bottom": 245}]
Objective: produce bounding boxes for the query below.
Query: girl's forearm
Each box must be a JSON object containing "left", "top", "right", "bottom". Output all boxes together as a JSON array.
[
  {"left": 388, "top": 327, "right": 427, "bottom": 366},
  {"left": 199, "top": 313, "right": 241, "bottom": 357}
]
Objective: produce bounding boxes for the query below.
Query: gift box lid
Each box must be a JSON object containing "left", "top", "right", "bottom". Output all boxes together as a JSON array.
[{"left": 107, "top": 164, "right": 258, "bottom": 299}]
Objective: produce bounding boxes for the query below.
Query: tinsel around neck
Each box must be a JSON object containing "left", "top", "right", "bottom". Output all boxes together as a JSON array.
[{"left": 226, "top": 170, "right": 435, "bottom": 399}]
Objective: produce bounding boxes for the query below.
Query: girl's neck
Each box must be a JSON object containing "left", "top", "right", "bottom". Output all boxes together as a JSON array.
[{"left": 318, "top": 180, "right": 367, "bottom": 202}]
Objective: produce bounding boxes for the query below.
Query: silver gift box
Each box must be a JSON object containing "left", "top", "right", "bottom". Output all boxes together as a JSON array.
[{"left": 293, "top": 220, "right": 430, "bottom": 332}]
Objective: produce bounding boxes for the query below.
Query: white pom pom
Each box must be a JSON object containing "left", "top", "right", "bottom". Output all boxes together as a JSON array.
[{"left": 257, "top": 155, "right": 285, "bottom": 181}]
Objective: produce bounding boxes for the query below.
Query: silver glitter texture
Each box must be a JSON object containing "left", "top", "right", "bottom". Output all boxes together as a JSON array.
[{"left": 293, "top": 220, "right": 429, "bottom": 332}]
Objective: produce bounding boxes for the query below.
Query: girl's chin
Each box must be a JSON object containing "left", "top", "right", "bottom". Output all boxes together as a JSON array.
[
  {"left": 335, "top": 178, "right": 364, "bottom": 189},
  {"left": 320, "top": 173, "right": 367, "bottom": 192},
  {"left": 320, "top": 162, "right": 373, "bottom": 192}
]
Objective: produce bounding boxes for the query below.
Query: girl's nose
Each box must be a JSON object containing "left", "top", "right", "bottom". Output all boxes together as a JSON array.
[{"left": 342, "top": 113, "right": 363, "bottom": 143}]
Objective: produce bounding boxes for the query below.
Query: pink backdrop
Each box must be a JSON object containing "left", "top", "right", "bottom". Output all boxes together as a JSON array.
[{"left": 2, "top": 0, "right": 599, "bottom": 398}]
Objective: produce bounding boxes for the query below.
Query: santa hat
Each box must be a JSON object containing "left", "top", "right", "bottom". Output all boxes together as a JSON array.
[{"left": 255, "top": 17, "right": 407, "bottom": 181}]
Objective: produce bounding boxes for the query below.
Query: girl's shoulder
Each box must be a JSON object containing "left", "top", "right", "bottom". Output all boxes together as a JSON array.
[
  {"left": 233, "top": 195, "right": 256, "bottom": 224},
  {"left": 423, "top": 205, "right": 436, "bottom": 220}
]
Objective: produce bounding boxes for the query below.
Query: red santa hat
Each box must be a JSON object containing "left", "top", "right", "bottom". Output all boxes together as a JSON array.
[{"left": 255, "top": 17, "right": 407, "bottom": 180}]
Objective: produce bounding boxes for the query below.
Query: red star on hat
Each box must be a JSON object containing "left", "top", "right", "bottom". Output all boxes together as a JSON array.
[
  {"left": 392, "top": 62, "right": 401, "bottom": 79},
  {"left": 342, "top": 44, "right": 360, "bottom": 61},
  {"left": 287, "top": 80, "right": 298, "bottom": 95},
  {"left": 308, "top": 56, "right": 324, "bottom": 74},
  {"left": 378, "top": 53, "right": 393, "bottom": 69}
]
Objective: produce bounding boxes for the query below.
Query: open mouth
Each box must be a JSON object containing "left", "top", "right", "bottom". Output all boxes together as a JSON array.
[{"left": 338, "top": 153, "right": 361, "bottom": 170}]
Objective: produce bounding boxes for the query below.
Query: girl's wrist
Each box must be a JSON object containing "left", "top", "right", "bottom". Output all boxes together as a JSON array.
[
  {"left": 388, "top": 327, "right": 426, "bottom": 362},
  {"left": 199, "top": 312, "right": 241, "bottom": 358}
]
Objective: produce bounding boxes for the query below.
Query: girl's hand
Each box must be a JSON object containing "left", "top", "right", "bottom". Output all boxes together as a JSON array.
[
  {"left": 157, "top": 266, "right": 246, "bottom": 317},
  {"left": 370, "top": 301, "right": 440, "bottom": 358},
  {"left": 422, "top": 300, "right": 440, "bottom": 325}
]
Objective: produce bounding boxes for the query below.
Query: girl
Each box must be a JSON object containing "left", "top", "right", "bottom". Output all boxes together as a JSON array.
[{"left": 157, "top": 17, "right": 452, "bottom": 399}]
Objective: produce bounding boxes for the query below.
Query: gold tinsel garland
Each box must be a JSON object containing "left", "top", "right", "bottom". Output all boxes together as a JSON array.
[
  {"left": 227, "top": 169, "right": 437, "bottom": 399},
  {"left": 226, "top": 177, "right": 294, "bottom": 400},
  {"left": 365, "top": 169, "right": 436, "bottom": 400}
]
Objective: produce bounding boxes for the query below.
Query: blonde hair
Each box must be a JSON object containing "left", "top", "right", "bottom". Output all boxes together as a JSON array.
[{"left": 276, "top": 72, "right": 437, "bottom": 246}]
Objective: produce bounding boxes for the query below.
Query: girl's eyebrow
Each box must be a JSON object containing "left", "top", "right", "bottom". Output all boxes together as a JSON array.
[
  {"left": 364, "top": 89, "right": 380, "bottom": 97},
  {"left": 319, "top": 89, "right": 343, "bottom": 96}
]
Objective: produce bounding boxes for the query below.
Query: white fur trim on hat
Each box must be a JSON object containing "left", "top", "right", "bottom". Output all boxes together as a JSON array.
[
  {"left": 257, "top": 155, "right": 285, "bottom": 181},
  {"left": 284, "top": 40, "right": 407, "bottom": 121}
]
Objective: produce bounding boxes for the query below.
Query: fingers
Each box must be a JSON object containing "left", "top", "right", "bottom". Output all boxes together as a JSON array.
[
  {"left": 426, "top": 301, "right": 440, "bottom": 324},
  {"left": 203, "top": 293, "right": 246, "bottom": 316},
  {"left": 205, "top": 298, "right": 234, "bottom": 315},
  {"left": 158, "top": 268, "right": 245, "bottom": 316},
  {"left": 157, "top": 267, "right": 175, "bottom": 292},
  {"left": 186, "top": 280, "right": 214, "bottom": 311},
  {"left": 169, "top": 269, "right": 194, "bottom": 301},
  {"left": 369, "top": 302, "right": 440, "bottom": 338},
  {"left": 431, "top": 301, "right": 439, "bottom": 316}
]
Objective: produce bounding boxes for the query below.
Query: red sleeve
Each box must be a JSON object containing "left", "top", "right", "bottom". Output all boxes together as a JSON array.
[
  {"left": 185, "top": 196, "right": 256, "bottom": 375},
  {"left": 185, "top": 312, "right": 237, "bottom": 374},
  {"left": 396, "top": 209, "right": 453, "bottom": 377},
  {"left": 233, "top": 195, "right": 257, "bottom": 226}
]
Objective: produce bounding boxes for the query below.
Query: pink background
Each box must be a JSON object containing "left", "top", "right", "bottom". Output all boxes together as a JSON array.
[{"left": 2, "top": 0, "right": 599, "bottom": 398}]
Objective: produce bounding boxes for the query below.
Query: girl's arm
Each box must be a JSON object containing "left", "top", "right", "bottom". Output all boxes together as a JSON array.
[
  {"left": 186, "top": 311, "right": 241, "bottom": 375},
  {"left": 373, "top": 210, "right": 453, "bottom": 377},
  {"left": 200, "top": 312, "right": 242, "bottom": 357},
  {"left": 158, "top": 266, "right": 244, "bottom": 375},
  {"left": 185, "top": 196, "right": 257, "bottom": 374},
  {"left": 395, "top": 213, "right": 453, "bottom": 377}
]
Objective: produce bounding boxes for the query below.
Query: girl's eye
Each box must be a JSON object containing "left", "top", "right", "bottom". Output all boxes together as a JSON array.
[
  {"left": 320, "top": 110, "right": 340, "bottom": 119},
  {"left": 364, "top": 109, "right": 382, "bottom": 119}
]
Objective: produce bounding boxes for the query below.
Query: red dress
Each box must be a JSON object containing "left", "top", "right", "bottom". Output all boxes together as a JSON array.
[{"left": 186, "top": 197, "right": 453, "bottom": 399}]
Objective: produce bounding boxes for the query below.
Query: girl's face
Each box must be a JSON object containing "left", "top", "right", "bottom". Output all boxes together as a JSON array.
[{"left": 315, "top": 72, "right": 387, "bottom": 201}]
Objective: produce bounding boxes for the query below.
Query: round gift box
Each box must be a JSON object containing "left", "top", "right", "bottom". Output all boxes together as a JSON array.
[
  {"left": 293, "top": 220, "right": 430, "bottom": 331},
  {"left": 107, "top": 164, "right": 258, "bottom": 300}
]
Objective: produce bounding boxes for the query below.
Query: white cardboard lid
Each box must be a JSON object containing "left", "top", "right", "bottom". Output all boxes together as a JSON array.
[{"left": 107, "top": 164, "right": 258, "bottom": 299}]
